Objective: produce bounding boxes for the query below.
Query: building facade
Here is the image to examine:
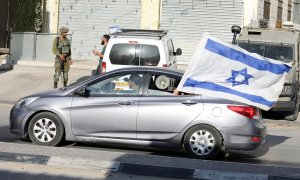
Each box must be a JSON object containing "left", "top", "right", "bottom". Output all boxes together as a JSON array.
[
  {"left": 243, "top": 0, "right": 293, "bottom": 28},
  {"left": 48, "top": 0, "right": 294, "bottom": 65}
]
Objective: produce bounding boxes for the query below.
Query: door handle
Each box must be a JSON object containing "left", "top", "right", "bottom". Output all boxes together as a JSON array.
[
  {"left": 181, "top": 100, "right": 197, "bottom": 106},
  {"left": 118, "top": 101, "right": 133, "bottom": 106}
]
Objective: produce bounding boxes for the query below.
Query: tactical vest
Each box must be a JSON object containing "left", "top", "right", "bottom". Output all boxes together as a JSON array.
[{"left": 56, "top": 37, "right": 70, "bottom": 55}]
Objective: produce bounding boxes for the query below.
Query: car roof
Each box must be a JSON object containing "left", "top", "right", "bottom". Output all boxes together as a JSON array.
[{"left": 110, "top": 29, "right": 168, "bottom": 40}]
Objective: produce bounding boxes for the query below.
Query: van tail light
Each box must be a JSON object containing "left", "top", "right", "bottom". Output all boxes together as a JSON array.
[
  {"left": 227, "top": 105, "right": 257, "bottom": 119},
  {"left": 101, "top": 62, "right": 106, "bottom": 74},
  {"left": 163, "top": 64, "right": 168, "bottom": 67}
]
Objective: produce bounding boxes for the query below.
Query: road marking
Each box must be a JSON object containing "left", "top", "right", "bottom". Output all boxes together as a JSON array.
[
  {"left": 47, "top": 156, "right": 120, "bottom": 171},
  {"left": 0, "top": 152, "right": 49, "bottom": 165},
  {"left": 193, "top": 169, "right": 268, "bottom": 180}
]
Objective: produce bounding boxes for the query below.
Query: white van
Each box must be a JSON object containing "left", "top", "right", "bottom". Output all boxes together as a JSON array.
[{"left": 101, "top": 29, "right": 182, "bottom": 73}]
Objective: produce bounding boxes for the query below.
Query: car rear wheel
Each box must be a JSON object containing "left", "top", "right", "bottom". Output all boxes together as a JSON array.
[
  {"left": 184, "top": 125, "right": 222, "bottom": 160},
  {"left": 28, "top": 112, "right": 64, "bottom": 146}
]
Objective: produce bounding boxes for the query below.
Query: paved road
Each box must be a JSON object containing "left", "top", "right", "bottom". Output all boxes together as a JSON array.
[
  {"left": 1, "top": 104, "right": 300, "bottom": 169},
  {"left": 0, "top": 161, "right": 183, "bottom": 180}
]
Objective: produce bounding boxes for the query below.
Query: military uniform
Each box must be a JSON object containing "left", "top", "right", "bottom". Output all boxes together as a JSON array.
[{"left": 52, "top": 27, "right": 71, "bottom": 88}]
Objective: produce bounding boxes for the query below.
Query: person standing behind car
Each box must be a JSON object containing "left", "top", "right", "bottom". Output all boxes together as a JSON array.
[
  {"left": 52, "top": 26, "right": 72, "bottom": 88},
  {"left": 92, "top": 34, "right": 110, "bottom": 75}
]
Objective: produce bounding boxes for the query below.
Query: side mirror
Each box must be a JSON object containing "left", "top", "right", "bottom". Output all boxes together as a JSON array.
[
  {"left": 75, "top": 86, "right": 90, "bottom": 97},
  {"left": 175, "top": 48, "right": 182, "bottom": 56}
]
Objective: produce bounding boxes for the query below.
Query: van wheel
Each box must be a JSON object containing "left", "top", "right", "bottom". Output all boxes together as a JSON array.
[
  {"left": 184, "top": 125, "right": 222, "bottom": 160},
  {"left": 285, "top": 98, "right": 299, "bottom": 121},
  {"left": 28, "top": 112, "right": 64, "bottom": 146}
]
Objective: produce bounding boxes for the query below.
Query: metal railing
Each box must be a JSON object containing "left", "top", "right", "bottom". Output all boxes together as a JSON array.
[{"left": 9, "top": 32, "right": 72, "bottom": 62}]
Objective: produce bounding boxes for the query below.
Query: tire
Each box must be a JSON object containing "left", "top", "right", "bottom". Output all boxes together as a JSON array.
[
  {"left": 285, "top": 98, "right": 299, "bottom": 121},
  {"left": 28, "top": 112, "right": 64, "bottom": 146},
  {"left": 184, "top": 125, "right": 223, "bottom": 160}
]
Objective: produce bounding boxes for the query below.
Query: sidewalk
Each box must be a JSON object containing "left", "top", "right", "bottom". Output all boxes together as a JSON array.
[{"left": 0, "top": 61, "right": 95, "bottom": 104}]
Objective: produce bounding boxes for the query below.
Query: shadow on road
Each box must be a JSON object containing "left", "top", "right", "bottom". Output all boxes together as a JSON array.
[
  {"left": 0, "top": 126, "right": 23, "bottom": 143},
  {"left": 220, "top": 134, "right": 290, "bottom": 164},
  {"left": 0, "top": 70, "right": 12, "bottom": 75},
  {"left": 0, "top": 169, "right": 83, "bottom": 180},
  {"left": 262, "top": 111, "right": 289, "bottom": 120},
  {"left": 72, "top": 142, "right": 187, "bottom": 158}
]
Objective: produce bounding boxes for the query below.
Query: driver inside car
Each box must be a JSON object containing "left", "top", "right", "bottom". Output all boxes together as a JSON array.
[{"left": 124, "top": 74, "right": 141, "bottom": 92}]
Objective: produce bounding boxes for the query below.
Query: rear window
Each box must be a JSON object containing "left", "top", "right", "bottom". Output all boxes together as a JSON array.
[{"left": 109, "top": 44, "right": 160, "bottom": 66}]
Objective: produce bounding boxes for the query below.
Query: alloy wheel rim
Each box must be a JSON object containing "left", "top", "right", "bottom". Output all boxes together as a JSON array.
[
  {"left": 189, "top": 130, "right": 215, "bottom": 156},
  {"left": 33, "top": 118, "right": 57, "bottom": 143}
]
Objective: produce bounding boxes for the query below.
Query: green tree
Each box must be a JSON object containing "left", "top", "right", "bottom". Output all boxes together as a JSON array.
[{"left": 11, "top": 0, "right": 44, "bottom": 32}]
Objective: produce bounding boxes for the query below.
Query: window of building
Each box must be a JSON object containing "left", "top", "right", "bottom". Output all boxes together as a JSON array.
[
  {"left": 288, "top": 0, "right": 292, "bottom": 21},
  {"left": 277, "top": 0, "right": 283, "bottom": 21},
  {"left": 294, "top": 1, "right": 300, "bottom": 23},
  {"left": 264, "top": 0, "right": 271, "bottom": 19}
]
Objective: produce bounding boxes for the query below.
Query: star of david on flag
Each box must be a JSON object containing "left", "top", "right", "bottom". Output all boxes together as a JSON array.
[
  {"left": 177, "top": 33, "right": 291, "bottom": 110},
  {"left": 226, "top": 68, "right": 254, "bottom": 86}
]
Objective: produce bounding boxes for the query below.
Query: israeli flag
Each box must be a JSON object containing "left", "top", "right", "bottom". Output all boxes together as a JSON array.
[{"left": 177, "top": 33, "right": 291, "bottom": 110}]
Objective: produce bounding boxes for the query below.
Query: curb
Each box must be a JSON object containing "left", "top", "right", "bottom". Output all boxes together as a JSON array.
[{"left": 0, "top": 152, "right": 299, "bottom": 180}]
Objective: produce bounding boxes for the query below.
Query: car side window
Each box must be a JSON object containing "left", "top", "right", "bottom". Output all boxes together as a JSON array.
[
  {"left": 87, "top": 73, "right": 144, "bottom": 96},
  {"left": 146, "top": 74, "right": 180, "bottom": 96}
]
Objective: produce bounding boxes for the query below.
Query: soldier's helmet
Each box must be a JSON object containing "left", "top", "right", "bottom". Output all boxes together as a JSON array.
[{"left": 60, "top": 26, "right": 69, "bottom": 34}]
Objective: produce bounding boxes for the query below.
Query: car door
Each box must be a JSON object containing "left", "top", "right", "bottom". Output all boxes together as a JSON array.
[
  {"left": 71, "top": 72, "right": 145, "bottom": 139},
  {"left": 137, "top": 72, "right": 204, "bottom": 140}
]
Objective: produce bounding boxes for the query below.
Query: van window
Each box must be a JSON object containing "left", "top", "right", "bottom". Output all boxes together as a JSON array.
[
  {"left": 109, "top": 44, "right": 160, "bottom": 66},
  {"left": 167, "top": 40, "right": 174, "bottom": 57}
]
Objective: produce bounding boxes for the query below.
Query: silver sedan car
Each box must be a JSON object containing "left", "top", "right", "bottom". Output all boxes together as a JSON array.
[{"left": 10, "top": 67, "right": 266, "bottom": 160}]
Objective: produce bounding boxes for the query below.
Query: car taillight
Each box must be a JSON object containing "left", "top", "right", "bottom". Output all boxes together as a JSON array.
[
  {"left": 227, "top": 105, "right": 257, "bottom": 119},
  {"left": 163, "top": 64, "right": 168, "bottom": 67},
  {"left": 101, "top": 62, "right": 106, "bottom": 74},
  {"left": 251, "top": 136, "right": 262, "bottom": 143}
]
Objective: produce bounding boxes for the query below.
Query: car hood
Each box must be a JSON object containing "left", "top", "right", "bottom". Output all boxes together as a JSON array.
[{"left": 25, "top": 89, "right": 64, "bottom": 98}]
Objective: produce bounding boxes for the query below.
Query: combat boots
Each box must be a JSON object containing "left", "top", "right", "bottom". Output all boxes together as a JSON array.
[
  {"left": 64, "top": 81, "right": 67, "bottom": 87},
  {"left": 54, "top": 82, "right": 58, "bottom": 88}
]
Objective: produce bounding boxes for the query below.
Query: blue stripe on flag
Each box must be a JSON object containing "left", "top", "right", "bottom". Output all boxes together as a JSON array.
[
  {"left": 183, "top": 78, "right": 274, "bottom": 108},
  {"left": 205, "top": 38, "right": 290, "bottom": 75}
]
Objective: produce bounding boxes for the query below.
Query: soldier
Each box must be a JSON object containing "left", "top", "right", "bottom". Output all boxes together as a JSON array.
[{"left": 52, "top": 26, "right": 72, "bottom": 88}]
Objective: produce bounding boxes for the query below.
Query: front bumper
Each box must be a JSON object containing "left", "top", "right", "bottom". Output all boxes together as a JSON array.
[{"left": 9, "top": 105, "right": 32, "bottom": 137}]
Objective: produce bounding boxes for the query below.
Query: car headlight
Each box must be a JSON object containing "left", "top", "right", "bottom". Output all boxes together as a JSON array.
[{"left": 15, "top": 97, "right": 39, "bottom": 108}]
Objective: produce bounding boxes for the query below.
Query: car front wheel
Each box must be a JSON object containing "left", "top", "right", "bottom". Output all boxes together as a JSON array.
[
  {"left": 184, "top": 125, "right": 222, "bottom": 160},
  {"left": 28, "top": 112, "right": 64, "bottom": 146}
]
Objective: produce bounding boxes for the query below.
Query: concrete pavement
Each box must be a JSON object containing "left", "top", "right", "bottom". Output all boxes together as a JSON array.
[{"left": 0, "top": 61, "right": 94, "bottom": 104}]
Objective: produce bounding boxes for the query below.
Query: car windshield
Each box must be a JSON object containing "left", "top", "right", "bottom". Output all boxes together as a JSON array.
[{"left": 237, "top": 41, "right": 294, "bottom": 63}]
